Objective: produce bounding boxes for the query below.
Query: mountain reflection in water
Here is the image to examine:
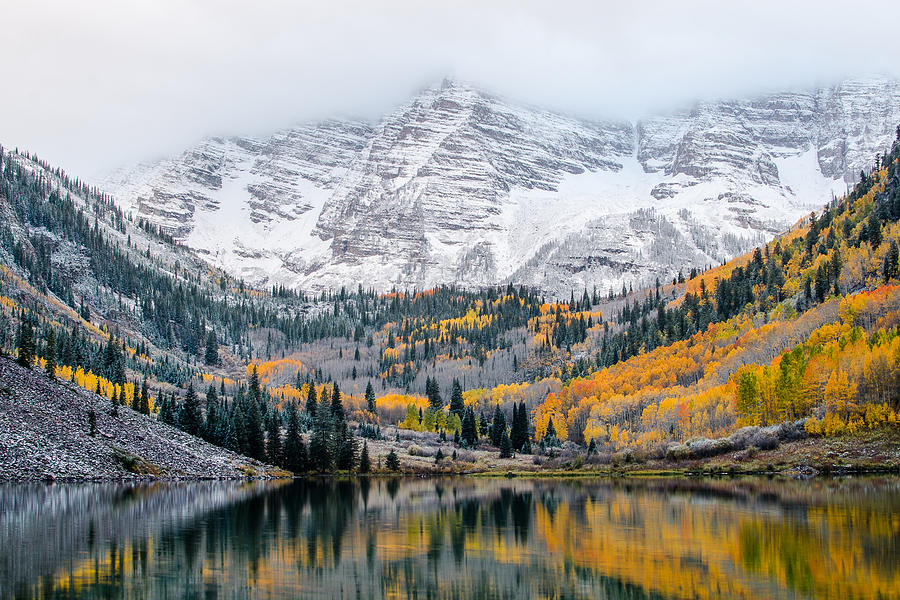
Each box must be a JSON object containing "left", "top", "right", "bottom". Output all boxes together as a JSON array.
[{"left": 1, "top": 476, "right": 898, "bottom": 599}]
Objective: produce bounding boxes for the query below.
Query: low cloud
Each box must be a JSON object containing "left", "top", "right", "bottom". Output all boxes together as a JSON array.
[{"left": 1, "top": 0, "right": 896, "bottom": 176}]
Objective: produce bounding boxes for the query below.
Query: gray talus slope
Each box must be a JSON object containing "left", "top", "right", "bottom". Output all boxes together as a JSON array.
[{"left": 0, "top": 357, "right": 275, "bottom": 481}]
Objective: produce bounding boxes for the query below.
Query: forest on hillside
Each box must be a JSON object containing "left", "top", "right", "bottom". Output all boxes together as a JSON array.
[{"left": 1, "top": 127, "right": 900, "bottom": 472}]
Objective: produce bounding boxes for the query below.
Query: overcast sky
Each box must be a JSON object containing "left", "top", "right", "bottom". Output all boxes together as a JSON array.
[{"left": 2, "top": 0, "right": 898, "bottom": 177}]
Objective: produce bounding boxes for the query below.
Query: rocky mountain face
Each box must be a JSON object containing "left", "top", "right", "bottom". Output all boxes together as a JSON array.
[{"left": 101, "top": 77, "right": 900, "bottom": 296}]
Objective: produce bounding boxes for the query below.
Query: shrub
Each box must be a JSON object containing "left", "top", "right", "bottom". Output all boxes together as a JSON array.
[
  {"left": 749, "top": 429, "right": 778, "bottom": 450},
  {"left": 407, "top": 444, "right": 426, "bottom": 456},
  {"left": 665, "top": 443, "right": 690, "bottom": 461},
  {"left": 687, "top": 437, "right": 732, "bottom": 458},
  {"left": 728, "top": 426, "right": 761, "bottom": 450}
]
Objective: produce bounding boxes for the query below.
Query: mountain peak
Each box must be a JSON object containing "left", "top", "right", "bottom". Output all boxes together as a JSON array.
[{"left": 100, "top": 78, "right": 900, "bottom": 296}]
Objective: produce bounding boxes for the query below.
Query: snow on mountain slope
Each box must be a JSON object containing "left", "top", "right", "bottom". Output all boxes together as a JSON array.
[{"left": 99, "top": 77, "right": 900, "bottom": 296}]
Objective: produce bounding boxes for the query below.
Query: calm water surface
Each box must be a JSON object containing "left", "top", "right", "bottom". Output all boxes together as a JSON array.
[{"left": 1, "top": 476, "right": 898, "bottom": 599}]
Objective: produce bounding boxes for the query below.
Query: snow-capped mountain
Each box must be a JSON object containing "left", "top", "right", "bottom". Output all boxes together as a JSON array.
[{"left": 101, "top": 77, "right": 900, "bottom": 296}]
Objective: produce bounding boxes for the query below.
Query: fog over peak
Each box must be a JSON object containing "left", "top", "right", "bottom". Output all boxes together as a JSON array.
[{"left": 1, "top": 0, "right": 897, "bottom": 176}]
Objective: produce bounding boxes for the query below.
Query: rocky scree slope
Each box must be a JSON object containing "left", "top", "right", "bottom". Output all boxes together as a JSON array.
[
  {"left": 101, "top": 78, "right": 900, "bottom": 295},
  {"left": 0, "top": 357, "right": 276, "bottom": 481}
]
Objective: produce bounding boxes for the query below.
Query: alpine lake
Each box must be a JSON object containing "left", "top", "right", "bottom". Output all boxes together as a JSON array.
[{"left": 1, "top": 475, "right": 898, "bottom": 599}]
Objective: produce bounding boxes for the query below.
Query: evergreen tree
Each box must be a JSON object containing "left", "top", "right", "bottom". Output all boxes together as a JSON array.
[
  {"left": 16, "top": 317, "right": 35, "bottom": 368},
  {"left": 309, "top": 425, "right": 331, "bottom": 472},
  {"left": 868, "top": 212, "right": 883, "bottom": 249},
  {"left": 330, "top": 383, "right": 344, "bottom": 421},
  {"left": 204, "top": 330, "right": 219, "bottom": 365},
  {"left": 139, "top": 378, "right": 151, "bottom": 416},
  {"left": 449, "top": 378, "right": 465, "bottom": 419},
  {"left": 244, "top": 392, "right": 266, "bottom": 460},
  {"left": 266, "top": 410, "right": 283, "bottom": 466},
  {"left": 178, "top": 383, "right": 203, "bottom": 436},
  {"left": 511, "top": 401, "right": 529, "bottom": 451},
  {"left": 248, "top": 366, "right": 263, "bottom": 403},
  {"left": 309, "top": 402, "right": 333, "bottom": 472},
  {"left": 545, "top": 417, "right": 557, "bottom": 439},
  {"left": 225, "top": 400, "right": 242, "bottom": 453},
  {"left": 490, "top": 404, "right": 507, "bottom": 447},
  {"left": 44, "top": 328, "right": 56, "bottom": 379},
  {"left": 88, "top": 408, "right": 96, "bottom": 436},
  {"left": 305, "top": 381, "right": 318, "bottom": 416},
  {"left": 884, "top": 240, "right": 899, "bottom": 282},
  {"left": 359, "top": 441, "right": 371, "bottom": 473},
  {"left": 203, "top": 385, "right": 219, "bottom": 441},
  {"left": 283, "top": 401, "right": 306, "bottom": 473},
  {"left": 0, "top": 313, "right": 8, "bottom": 357},
  {"left": 365, "top": 381, "right": 376, "bottom": 413},
  {"left": 543, "top": 418, "right": 560, "bottom": 448},
  {"left": 385, "top": 449, "right": 400, "bottom": 471},
  {"left": 499, "top": 428, "right": 512, "bottom": 458},
  {"left": 159, "top": 393, "right": 176, "bottom": 425},
  {"left": 426, "top": 376, "right": 442, "bottom": 410},
  {"left": 461, "top": 406, "right": 478, "bottom": 447},
  {"left": 335, "top": 419, "right": 357, "bottom": 471}
]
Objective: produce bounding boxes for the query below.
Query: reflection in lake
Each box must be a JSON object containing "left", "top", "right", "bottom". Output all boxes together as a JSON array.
[{"left": 1, "top": 476, "right": 898, "bottom": 599}]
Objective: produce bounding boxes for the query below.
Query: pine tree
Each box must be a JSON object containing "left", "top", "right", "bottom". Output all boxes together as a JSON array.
[
  {"left": 0, "top": 312, "right": 8, "bottom": 357},
  {"left": 159, "top": 393, "right": 176, "bottom": 425},
  {"left": 178, "top": 383, "right": 203, "bottom": 436},
  {"left": 461, "top": 407, "right": 478, "bottom": 447},
  {"left": 283, "top": 401, "right": 306, "bottom": 473},
  {"left": 509, "top": 402, "right": 519, "bottom": 445},
  {"left": 490, "top": 404, "right": 507, "bottom": 447},
  {"left": 266, "top": 411, "right": 283, "bottom": 466},
  {"left": 514, "top": 401, "right": 530, "bottom": 451},
  {"left": 309, "top": 420, "right": 332, "bottom": 473},
  {"left": 248, "top": 366, "right": 262, "bottom": 402},
  {"left": 365, "top": 381, "right": 376, "bottom": 413},
  {"left": 884, "top": 240, "right": 899, "bottom": 282},
  {"left": 244, "top": 392, "right": 265, "bottom": 461},
  {"left": 546, "top": 417, "right": 557, "bottom": 439},
  {"left": 16, "top": 317, "right": 35, "bottom": 369},
  {"left": 139, "top": 378, "right": 151, "bottom": 416},
  {"left": 225, "top": 400, "right": 242, "bottom": 452},
  {"left": 335, "top": 419, "right": 357, "bottom": 471},
  {"left": 359, "top": 441, "right": 371, "bottom": 473},
  {"left": 499, "top": 428, "right": 512, "bottom": 458},
  {"left": 204, "top": 385, "right": 219, "bottom": 441},
  {"left": 88, "top": 409, "right": 96, "bottom": 436},
  {"left": 305, "top": 381, "right": 318, "bottom": 416},
  {"left": 449, "top": 378, "right": 465, "bottom": 419},
  {"left": 426, "top": 377, "right": 442, "bottom": 410},
  {"left": 44, "top": 328, "right": 56, "bottom": 379},
  {"left": 543, "top": 417, "right": 560, "bottom": 447},
  {"left": 331, "top": 383, "right": 344, "bottom": 422},
  {"left": 385, "top": 449, "right": 400, "bottom": 471},
  {"left": 309, "top": 399, "right": 333, "bottom": 472},
  {"left": 204, "top": 330, "right": 218, "bottom": 365}
]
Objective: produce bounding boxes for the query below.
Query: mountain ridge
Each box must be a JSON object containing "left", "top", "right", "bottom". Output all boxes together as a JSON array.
[{"left": 100, "top": 77, "right": 900, "bottom": 296}]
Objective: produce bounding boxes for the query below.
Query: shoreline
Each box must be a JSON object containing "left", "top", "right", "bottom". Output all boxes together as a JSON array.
[{"left": 3, "top": 460, "right": 898, "bottom": 484}]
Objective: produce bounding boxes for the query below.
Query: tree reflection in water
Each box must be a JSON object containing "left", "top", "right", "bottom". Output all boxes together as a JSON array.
[{"left": 1, "top": 476, "right": 898, "bottom": 599}]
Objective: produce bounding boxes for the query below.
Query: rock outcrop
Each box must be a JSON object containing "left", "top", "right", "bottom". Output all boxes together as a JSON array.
[{"left": 101, "top": 77, "right": 900, "bottom": 295}]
